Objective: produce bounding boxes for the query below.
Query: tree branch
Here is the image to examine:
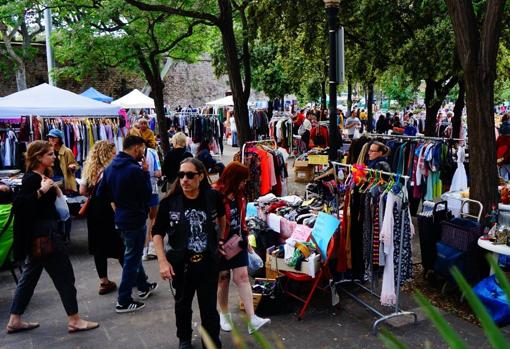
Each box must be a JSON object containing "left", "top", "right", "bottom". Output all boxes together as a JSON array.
[
  {"left": 445, "top": 0, "right": 479, "bottom": 70},
  {"left": 124, "top": 0, "right": 219, "bottom": 26},
  {"left": 155, "top": 20, "right": 207, "bottom": 55}
]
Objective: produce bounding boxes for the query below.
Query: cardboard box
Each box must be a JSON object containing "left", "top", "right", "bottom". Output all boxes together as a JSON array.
[
  {"left": 239, "top": 278, "right": 276, "bottom": 311},
  {"left": 294, "top": 166, "right": 314, "bottom": 183},
  {"left": 294, "top": 160, "right": 309, "bottom": 168},
  {"left": 266, "top": 245, "right": 320, "bottom": 277}
]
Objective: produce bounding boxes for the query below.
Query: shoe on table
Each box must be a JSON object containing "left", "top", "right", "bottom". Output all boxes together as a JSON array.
[
  {"left": 99, "top": 281, "right": 117, "bottom": 295},
  {"left": 219, "top": 312, "right": 232, "bottom": 332},
  {"left": 178, "top": 339, "right": 193, "bottom": 349},
  {"left": 115, "top": 300, "right": 145, "bottom": 313},
  {"left": 248, "top": 315, "right": 271, "bottom": 335},
  {"left": 138, "top": 282, "right": 158, "bottom": 300}
]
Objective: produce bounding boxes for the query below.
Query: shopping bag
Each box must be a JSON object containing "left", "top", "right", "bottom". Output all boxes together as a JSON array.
[
  {"left": 55, "top": 195, "right": 70, "bottom": 222},
  {"left": 247, "top": 250, "right": 264, "bottom": 275},
  {"left": 473, "top": 275, "right": 510, "bottom": 325}
]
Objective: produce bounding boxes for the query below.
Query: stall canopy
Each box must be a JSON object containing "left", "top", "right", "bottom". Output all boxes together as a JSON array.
[
  {"left": 206, "top": 95, "right": 234, "bottom": 107},
  {"left": 80, "top": 87, "right": 113, "bottom": 103},
  {"left": 111, "top": 89, "right": 155, "bottom": 109},
  {"left": 0, "top": 83, "right": 120, "bottom": 117}
]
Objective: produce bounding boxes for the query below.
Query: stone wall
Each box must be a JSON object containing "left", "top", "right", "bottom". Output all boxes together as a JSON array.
[{"left": 0, "top": 46, "right": 265, "bottom": 107}]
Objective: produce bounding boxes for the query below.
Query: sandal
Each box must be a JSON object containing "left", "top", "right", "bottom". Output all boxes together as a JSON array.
[
  {"left": 99, "top": 281, "right": 117, "bottom": 295},
  {"left": 6, "top": 322, "right": 39, "bottom": 334},
  {"left": 68, "top": 321, "right": 99, "bottom": 333}
]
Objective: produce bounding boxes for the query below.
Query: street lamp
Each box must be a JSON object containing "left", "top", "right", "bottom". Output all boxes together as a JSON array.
[{"left": 324, "top": 0, "right": 341, "bottom": 160}]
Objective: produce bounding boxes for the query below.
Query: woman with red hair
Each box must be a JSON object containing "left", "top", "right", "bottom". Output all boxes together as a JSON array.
[{"left": 213, "top": 162, "right": 270, "bottom": 335}]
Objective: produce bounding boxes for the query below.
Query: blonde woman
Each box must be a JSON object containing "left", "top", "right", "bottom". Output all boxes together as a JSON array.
[{"left": 80, "top": 141, "right": 124, "bottom": 295}]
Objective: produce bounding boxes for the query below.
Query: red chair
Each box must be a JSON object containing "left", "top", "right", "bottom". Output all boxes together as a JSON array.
[{"left": 280, "top": 212, "right": 340, "bottom": 320}]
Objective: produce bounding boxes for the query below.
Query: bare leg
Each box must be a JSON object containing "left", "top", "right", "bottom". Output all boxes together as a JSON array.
[
  {"left": 232, "top": 267, "right": 254, "bottom": 317},
  {"left": 217, "top": 270, "right": 231, "bottom": 314}
]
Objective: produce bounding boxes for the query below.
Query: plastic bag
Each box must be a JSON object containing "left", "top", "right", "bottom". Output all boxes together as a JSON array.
[
  {"left": 247, "top": 250, "right": 263, "bottom": 275},
  {"left": 473, "top": 275, "right": 510, "bottom": 325},
  {"left": 55, "top": 195, "right": 70, "bottom": 222}
]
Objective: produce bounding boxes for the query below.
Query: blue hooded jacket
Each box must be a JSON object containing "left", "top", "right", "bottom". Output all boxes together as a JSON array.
[{"left": 97, "top": 151, "right": 152, "bottom": 230}]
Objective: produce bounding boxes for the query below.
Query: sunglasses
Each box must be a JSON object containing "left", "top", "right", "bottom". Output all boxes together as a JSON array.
[{"left": 177, "top": 171, "right": 201, "bottom": 179}]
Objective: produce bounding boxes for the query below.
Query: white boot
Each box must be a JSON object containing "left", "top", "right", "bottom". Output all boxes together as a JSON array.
[
  {"left": 248, "top": 315, "right": 271, "bottom": 334},
  {"left": 219, "top": 313, "right": 232, "bottom": 332}
]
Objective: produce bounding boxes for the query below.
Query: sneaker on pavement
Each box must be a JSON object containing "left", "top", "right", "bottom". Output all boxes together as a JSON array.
[
  {"left": 248, "top": 315, "right": 271, "bottom": 335},
  {"left": 138, "top": 282, "right": 158, "bottom": 300},
  {"left": 115, "top": 301, "right": 145, "bottom": 314},
  {"left": 219, "top": 312, "right": 232, "bottom": 332},
  {"left": 147, "top": 246, "right": 157, "bottom": 260}
]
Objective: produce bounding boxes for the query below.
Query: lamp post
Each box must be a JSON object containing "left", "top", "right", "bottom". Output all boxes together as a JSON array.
[{"left": 324, "top": 0, "right": 341, "bottom": 160}]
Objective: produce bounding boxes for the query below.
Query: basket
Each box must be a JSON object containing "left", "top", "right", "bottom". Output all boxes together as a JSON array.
[{"left": 440, "top": 218, "right": 482, "bottom": 251}]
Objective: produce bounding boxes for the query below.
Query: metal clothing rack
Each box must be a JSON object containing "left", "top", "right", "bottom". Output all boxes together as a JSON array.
[
  {"left": 366, "top": 132, "right": 466, "bottom": 143},
  {"left": 241, "top": 139, "right": 277, "bottom": 164},
  {"left": 331, "top": 161, "right": 418, "bottom": 334}
]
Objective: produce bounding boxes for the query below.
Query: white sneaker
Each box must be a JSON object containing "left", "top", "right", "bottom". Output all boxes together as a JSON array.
[
  {"left": 248, "top": 315, "right": 270, "bottom": 335},
  {"left": 147, "top": 243, "right": 157, "bottom": 259},
  {"left": 219, "top": 313, "right": 232, "bottom": 332}
]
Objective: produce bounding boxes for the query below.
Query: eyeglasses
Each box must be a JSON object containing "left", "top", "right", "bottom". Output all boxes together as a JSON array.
[
  {"left": 368, "top": 149, "right": 381, "bottom": 153},
  {"left": 177, "top": 171, "right": 201, "bottom": 179}
]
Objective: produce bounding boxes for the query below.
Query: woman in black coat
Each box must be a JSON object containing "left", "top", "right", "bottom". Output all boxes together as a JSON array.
[{"left": 7, "top": 140, "right": 98, "bottom": 334}]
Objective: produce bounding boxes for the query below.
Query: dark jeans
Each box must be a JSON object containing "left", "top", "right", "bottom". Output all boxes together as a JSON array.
[
  {"left": 118, "top": 225, "right": 150, "bottom": 305},
  {"left": 94, "top": 255, "right": 124, "bottom": 279},
  {"left": 10, "top": 251, "right": 78, "bottom": 316},
  {"left": 172, "top": 258, "right": 221, "bottom": 348}
]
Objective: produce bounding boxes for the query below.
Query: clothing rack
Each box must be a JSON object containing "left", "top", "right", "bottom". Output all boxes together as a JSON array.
[
  {"left": 331, "top": 161, "right": 418, "bottom": 334},
  {"left": 366, "top": 132, "right": 466, "bottom": 143},
  {"left": 241, "top": 139, "right": 277, "bottom": 164}
]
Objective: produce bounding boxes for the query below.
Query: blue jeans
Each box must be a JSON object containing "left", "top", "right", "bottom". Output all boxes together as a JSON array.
[{"left": 118, "top": 225, "right": 149, "bottom": 305}]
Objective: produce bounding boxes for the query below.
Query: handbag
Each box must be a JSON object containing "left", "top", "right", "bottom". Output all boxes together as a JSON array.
[
  {"left": 78, "top": 172, "right": 103, "bottom": 218},
  {"left": 223, "top": 233, "right": 243, "bottom": 260}
]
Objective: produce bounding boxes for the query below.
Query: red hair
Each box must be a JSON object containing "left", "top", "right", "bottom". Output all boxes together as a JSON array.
[{"left": 214, "top": 161, "right": 249, "bottom": 198}]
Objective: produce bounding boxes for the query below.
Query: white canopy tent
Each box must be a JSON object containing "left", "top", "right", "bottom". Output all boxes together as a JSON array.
[
  {"left": 111, "top": 89, "right": 155, "bottom": 109},
  {"left": 206, "top": 95, "right": 234, "bottom": 107},
  {"left": 0, "top": 83, "right": 120, "bottom": 117}
]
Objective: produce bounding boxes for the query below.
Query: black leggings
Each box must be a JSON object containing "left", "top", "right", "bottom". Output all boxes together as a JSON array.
[{"left": 94, "top": 255, "right": 124, "bottom": 279}]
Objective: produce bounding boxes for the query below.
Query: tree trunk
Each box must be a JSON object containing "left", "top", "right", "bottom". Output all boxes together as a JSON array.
[
  {"left": 424, "top": 79, "right": 441, "bottom": 136},
  {"left": 452, "top": 78, "right": 465, "bottom": 139},
  {"left": 346, "top": 81, "right": 352, "bottom": 117},
  {"left": 321, "top": 80, "right": 327, "bottom": 118},
  {"left": 367, "top": 81, "right": 374, "bottom": 132},
  {"left": 151, "top": 78, "right": 170, "bottom": 155},
  {"left": 15, "top": 64, "right": 28, "bottom": 91},
  {"left": 445, "top": 0, "right": 506, "bottom": 216},
  {"left": 218, "top": 0, "right": 251, "bottom": 146}
]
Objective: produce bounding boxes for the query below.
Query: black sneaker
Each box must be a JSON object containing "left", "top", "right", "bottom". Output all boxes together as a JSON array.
[
  {"left": 178, "top": 339, "right": 193, "bottom": 349},
  {"left": 115, "top": 301, "right": 145, "bottom": 313},
  {"left": 138, "top": 282, "right": 158, "bottom": 300}
]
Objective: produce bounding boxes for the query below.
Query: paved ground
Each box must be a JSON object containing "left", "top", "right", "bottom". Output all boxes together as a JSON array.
[{"left": 1, "top": 144, "right": 509, "bottom": 349}]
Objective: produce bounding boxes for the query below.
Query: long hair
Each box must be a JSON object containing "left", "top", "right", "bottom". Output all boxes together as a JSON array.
[
  {"left": 82, "top": 141, "right": 116, "bottom": 185},
  {"left": 167, "top": 157, "right": 211, "bottom": 198},
  {"left": 214, "top": 161, "right": 249, "bottom": 199},
  {"left": 25, "top": 140, "right": 53, "bottom": 177}
]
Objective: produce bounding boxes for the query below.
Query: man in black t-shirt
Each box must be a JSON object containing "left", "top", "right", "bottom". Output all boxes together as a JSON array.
[{"left": 152, "top": 158, "right": 226, "bottom": 349}]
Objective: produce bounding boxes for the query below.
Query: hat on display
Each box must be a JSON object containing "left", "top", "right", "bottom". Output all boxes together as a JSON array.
[{"left": 47, "top": 129, "right": 64, "bottom": 140}]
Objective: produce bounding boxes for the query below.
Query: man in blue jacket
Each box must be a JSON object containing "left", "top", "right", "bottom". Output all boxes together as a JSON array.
[{"left": 97, "top": 135, "right": 158, "bottom": 313}]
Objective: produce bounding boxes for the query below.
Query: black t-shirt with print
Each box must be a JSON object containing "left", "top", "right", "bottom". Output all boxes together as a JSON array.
[
  {"left": 228, "top": 198, "right": 241, "bottom": 239},
  {"left": 153, "top": 189, "right": 225, "bottom": 254}
]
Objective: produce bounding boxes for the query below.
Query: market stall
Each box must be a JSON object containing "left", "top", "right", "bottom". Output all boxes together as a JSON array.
[
  {"left": 80, "top": 87, "right": 113, "bottom": 103},
  {"left": 111, "top": 89, "right": 155, "bottom": 109}
]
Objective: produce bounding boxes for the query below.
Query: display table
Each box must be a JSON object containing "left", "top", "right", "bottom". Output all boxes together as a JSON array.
[{"left": 477, "top": 238, "right": 510, "bottom": 273}]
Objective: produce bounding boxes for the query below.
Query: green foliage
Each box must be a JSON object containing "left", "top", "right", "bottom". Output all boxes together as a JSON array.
[
  {"left": 495, "top": 42, "right": 510, "bottom": 103},
  {"left": 379, "top": 256, "right": 510, "bottom": 349},
  {"left": 50, "top": 0, "right": 208, "bottom": 84},
  {"left": 379, "top": 68, "right": 418, "bottom": 108}
]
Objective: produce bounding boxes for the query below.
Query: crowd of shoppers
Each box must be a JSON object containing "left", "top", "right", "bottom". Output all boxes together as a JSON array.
[{"left": 5, "top": 120, "right": 269, "bottom": 348}]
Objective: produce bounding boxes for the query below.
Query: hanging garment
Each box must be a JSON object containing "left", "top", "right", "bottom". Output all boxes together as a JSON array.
[{"left": 450, "top": 146, "right": 468, "bottom": 191}]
